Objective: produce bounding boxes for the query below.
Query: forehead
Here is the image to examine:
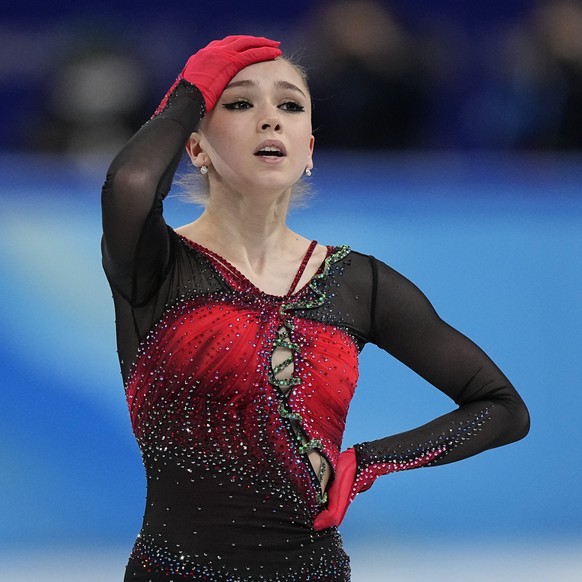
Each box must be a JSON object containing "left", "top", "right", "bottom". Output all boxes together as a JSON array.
[{"left": 227, "top": 58, "right": 309, "bottom": 94}]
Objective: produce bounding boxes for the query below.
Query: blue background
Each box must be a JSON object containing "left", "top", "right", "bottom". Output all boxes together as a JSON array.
[
  {"left": 1, "top": 152, "right": 581, "bottom": 579},
  {"left": 1, "top": 0, "right": 582, "bottom": 579}
]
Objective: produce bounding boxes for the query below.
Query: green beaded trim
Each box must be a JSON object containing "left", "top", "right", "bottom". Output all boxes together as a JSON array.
[
  {"left": 278, "top": 404, "right": 303, "bottom": 422},
  {"left": 298, "top": 438, "right": 324, "bottom": 454},
  {"left": 271, "top": 355, "right": 295, "bottom": 376},
  {"left": 271, "top": 246, "right": 350, "bottom": 507},
  {"left": 280, "top": 245, "right": 351, "bottom": 316},
  {"left": 269, "top": 326, "right": 302, "bottom": 389},
  {"left": 286, "top": 417, "right": 328, "bottom": 504},
  {"left": 273, "top": 336, "right": 300, "bottom": 351},
  {"left": 318, "top": 455, "right": 327, "bottom": 483},
  {"left": 269, "top": 373, "right": 301, "bottom": 389}
]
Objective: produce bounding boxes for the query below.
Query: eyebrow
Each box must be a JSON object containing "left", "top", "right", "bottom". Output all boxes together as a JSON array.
[{"left": 224, "top": 79, "right": 307, "bottom": 98}]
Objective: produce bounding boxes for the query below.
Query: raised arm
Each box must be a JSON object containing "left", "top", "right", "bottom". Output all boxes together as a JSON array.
[
  {"left": 314, "top": 256, "right": 529, "bottom": 529},
  {"left": 101, "top": 84, "right": 204, "bottom": 303},
  {"left": 101, "top": 35, "right": 282, "bottom": 304}
]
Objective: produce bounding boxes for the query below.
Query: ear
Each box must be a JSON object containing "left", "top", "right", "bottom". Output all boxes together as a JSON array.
[
  {"left": 306, "top": 134, "right": 315, "bottom": 171},
  {"left": 185, "top": 132, "right": 210, "bottom": 169}
]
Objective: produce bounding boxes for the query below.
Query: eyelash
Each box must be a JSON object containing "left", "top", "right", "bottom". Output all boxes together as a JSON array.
[{"left": 222, "top": 99, "right": 305, "bottom": 112}]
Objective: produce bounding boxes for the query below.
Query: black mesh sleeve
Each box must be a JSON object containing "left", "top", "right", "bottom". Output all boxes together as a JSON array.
[
  {"left": 101, "top": 81, "right": 205, "bottom": 305},
  {"left": 351, "top": 256, "right": 530, "bottom": 494}
]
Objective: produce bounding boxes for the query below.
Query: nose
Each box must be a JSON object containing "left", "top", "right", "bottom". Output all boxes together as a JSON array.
[{"left": 258, "top": 111, "right": 282, "bottom": 132}]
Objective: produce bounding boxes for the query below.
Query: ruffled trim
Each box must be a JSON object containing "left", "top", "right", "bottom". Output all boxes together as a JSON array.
[{"left": 280, "top": 245, "right": 351, "bottom": 318}]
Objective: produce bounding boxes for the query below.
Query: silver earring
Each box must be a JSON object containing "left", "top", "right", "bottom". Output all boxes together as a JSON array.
[
  {"left": 199, "top": 165, "right": 208, "bottom": 175},
  {"left": 305, "top": 168, "right": 312, "bottom": 177}
]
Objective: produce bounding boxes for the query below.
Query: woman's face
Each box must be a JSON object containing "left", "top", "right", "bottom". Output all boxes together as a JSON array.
[{"left": 189, "top": 58, "right": 314, "bottom": 199}]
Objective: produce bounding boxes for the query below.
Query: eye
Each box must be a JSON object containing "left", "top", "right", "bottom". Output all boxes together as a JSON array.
[
  {"left": 223, "top": 99, "right": 253, "bottom": 110},
  {"left": 279, "top": 100, "right": 305, "bottom": 113}
]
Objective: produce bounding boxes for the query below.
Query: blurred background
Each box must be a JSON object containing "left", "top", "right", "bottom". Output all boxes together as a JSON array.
[{"left": 1, "top": 0, "right": 581, "bottom": 580}]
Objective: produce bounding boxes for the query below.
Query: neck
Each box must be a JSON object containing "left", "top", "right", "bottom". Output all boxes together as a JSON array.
[{"left": 190, "top": 187, "right": 299, "bottom": 269}]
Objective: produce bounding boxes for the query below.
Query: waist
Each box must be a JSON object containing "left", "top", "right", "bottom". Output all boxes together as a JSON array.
[{"left": 128, "top": 527, "right": 351, "bottom": 581}]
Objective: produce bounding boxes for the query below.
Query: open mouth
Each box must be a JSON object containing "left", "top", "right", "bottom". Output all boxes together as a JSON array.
[
  {"left": 254, "top": 142, "right": 287, "bottom": 157},
  {"left": 255, "top": 146, "right": 285, "bottom": 157}
]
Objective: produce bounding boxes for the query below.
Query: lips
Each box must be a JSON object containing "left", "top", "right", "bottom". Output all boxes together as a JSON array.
[{"left": 254, "top": 140, "right": 287, "bottom": 157}]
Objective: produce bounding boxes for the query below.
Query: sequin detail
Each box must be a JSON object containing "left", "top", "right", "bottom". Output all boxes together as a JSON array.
[
  {"left": 129, "top": 531, "right": 350, "bottom": 581},
  {"left": 151, "top": 79, "right": 206, "bottom": 120},
  {"left": 264, "top": 245, "right": 351, "bottom": 503},
  {"left": 352, "top": 406, "right": 493, "bottom": 499},
  {"left": 124, "top": 242, "right": 357, "bottom": 580}
]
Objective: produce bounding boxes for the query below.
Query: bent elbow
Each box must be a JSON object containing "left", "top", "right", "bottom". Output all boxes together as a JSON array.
[{"left": 506, "top": 397, "right": 530, "bottom": 444}]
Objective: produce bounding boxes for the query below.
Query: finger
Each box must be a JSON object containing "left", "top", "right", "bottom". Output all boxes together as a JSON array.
[
  {"left": 238, "top": 46, "right": 282, "bottom": 65},
  {"left": 224, "top": 35, "right": 281, "bottom": 52},
  {"left": 313, "top": 510, "right": 336, "bottom": 531},
  {"left": 205, "top": 35, "right": 280, "bottom": 53}
]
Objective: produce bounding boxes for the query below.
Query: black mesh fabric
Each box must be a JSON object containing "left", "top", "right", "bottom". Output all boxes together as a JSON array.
[{"left": 101, "top": 83, "right": 529, "bottom": 580}]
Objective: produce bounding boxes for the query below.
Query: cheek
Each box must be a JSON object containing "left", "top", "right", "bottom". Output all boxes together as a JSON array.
[
  {"left": 199, "top": 115, "right": 240, "bottom": 157},
  {"left": 205, "top": 128, "right": 242, "bottom": 166}
]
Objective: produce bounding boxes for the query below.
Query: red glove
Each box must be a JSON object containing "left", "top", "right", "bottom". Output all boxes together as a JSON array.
[
  {"left": 154, "top": 35, "right": 282, "bottom": 115},
  {"left": 313, "top": 448, "right": 357, "bottom": 531},
  {"left": 312, "top": 446, "right": 444, "bottom": 530}
]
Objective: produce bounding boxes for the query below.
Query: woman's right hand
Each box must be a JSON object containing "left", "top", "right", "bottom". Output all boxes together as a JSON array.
[{"left": 155, "top": 35, "right": 281, "bottom": 115}]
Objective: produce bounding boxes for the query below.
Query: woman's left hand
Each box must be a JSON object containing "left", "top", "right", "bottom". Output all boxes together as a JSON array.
[{"left": 313, "top": 448, "right": 357, "bottom": 531}]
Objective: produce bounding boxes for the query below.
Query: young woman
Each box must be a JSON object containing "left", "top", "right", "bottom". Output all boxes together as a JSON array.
[{"left": 101, "top": 35, "right": 529, "bottom": 581}]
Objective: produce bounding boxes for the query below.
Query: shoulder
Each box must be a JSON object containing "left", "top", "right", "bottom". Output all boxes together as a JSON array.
[
  {"left": 338, "top": 249, "right": 426, "bottom": 300},
  {"left": 324, "top": 246, "right": 378, "bottom": 290},
  {"left": 332, "top": 247, "right": 391, "bottom": 274}
]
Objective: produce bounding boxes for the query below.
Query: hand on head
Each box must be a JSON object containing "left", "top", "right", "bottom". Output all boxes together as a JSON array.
[{"left": 156, "top": 35, "right": 282, "bottom": 116}]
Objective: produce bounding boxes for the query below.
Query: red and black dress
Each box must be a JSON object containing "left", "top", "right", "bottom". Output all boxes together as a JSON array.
[{"left": 101, "top": 83, "right": 529, "bottom": 581}]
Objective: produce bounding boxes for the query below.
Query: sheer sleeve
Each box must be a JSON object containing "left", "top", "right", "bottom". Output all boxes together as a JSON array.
[
  {"left": 101, "top": 81, "right": 205, "bottom": 305},
  {"left": 350, "top": 256, "right": 530, "bottom": 496}
]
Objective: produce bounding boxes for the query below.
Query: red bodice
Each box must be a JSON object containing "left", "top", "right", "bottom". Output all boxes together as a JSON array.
[{"left": 126, "top": 242, "right": 359, "bottom": 517}]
